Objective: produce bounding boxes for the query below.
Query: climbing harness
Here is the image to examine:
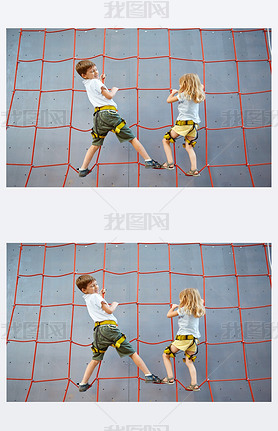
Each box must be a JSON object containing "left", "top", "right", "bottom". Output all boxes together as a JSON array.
[
  {"left": 94, "top": 320, "right": 118, "bottom": 328},
  {"left": 163, "top": 120, "right": 199, "bottom": 147},
  {"left": 177, "top": 120, "right": 199, "bottom": 148},
  {"left": 92, "top": 106, "right": 126, "bottom": 139},
  {"left": 175, "top": 335, "right": 199, "bottom": 362},
  {"left": 94, "top": 105, "right": 117, "bottom": 114},
  {"left": 112, "top": 334, "right": 126, "bottom": 349},
  {"left": 112, "top": 120, "right": 126, "bottom": 134},
  {"left": 163, "top": 334, "right": 199, "bottom": 362},
  {"left": 163, "top": 345, "right": 177, "bottom": 358},
  {"left": 92, "top": 320, "right": 126, "bottom": 354},
  {"left": 163, "top": 130, "right": 176, "bottom": 143}
]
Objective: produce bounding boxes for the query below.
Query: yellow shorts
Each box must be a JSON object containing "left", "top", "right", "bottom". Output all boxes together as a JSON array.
[
  {"left": 171, "top": 124, "right": 199, "bottom": 138},
  {"left": 172, "top": 338, "right": 199, "bottom": 353}
]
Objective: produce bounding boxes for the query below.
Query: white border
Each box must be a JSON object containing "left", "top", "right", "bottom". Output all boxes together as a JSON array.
[{"left": 1, "top": 0, "right": 277, "bottom": 429}]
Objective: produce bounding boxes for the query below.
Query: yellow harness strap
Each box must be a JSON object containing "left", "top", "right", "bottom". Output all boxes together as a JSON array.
[
  {"left": 112, "top": 335, "right": 126, "bottom": 349},
  {"left": 91, "top": 131, "right": 107, "bottom": 139},
  {"left": 94, "top": 105, "right": 117, "bottom": 113},
  {"left": 163, "top": 130, "right": 175, "bottom": 143},
  {"left": 183, "top": 137, "right": 197, "bottom": 148},
  {"left": 183, "top": 352, "right": 197, "bottom": 362},
  {"left": 175, "top": 120, "right": 195, "bottom": 126},
  {"left": 175, "top": 334, "right": 194, "bottom": 341},
  {"left": 94, "top": 320, "right": 118, "bottom": 328},
  {"left": 91, "top": 346, "right": 107, "bottom": 354},
  {"left": 163, "top": 345, "right": 176, "bottom": 358},
  {"left": 113, "top": 120, "right": 126, "bottom": 134}
]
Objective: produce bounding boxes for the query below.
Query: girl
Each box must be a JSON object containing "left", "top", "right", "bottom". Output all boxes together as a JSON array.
[
  {"left": 162, "top": 73, "right": 205, "bottom": 176},
  {"left": 161, "top": 288, "right": 205, "bottom": 391}
]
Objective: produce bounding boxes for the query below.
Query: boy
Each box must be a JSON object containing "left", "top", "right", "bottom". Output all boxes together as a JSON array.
[
  {"left": 75, "top": 274, "right": 161, "bottom": 391},
  {"left": 75, "top": 60, "right": 161, "bottom": 177}
]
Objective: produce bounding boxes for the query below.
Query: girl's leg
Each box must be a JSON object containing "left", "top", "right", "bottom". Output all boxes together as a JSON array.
[
  {"left": 162, "top": 344, "right": 179, "bottom": 379},
  {"left": 130, "top": 138, "right": 150, "bottom": 160},
  {"left": 162, "top": 131, "right": 179, "bottom": 166},
  {"left": 130, "top": 352, "right": 150, "bottom": 374},
  {"left": 80, "top": 359, "right": 100, "bottom": 385},
  {"left": 80, "top": 145, "right": 100, "bottom": 171},
  {"left": 162, "top": 138, "right": 174, "bottom": 165},
  {"left": 184, "top": 353, "right": 198, "bottom": 386},
  {"left": 184, "top": 138, "right": 198, "bottom": 172}
]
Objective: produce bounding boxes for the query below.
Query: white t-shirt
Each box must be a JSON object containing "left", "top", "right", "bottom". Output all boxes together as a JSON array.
[
  {"left": 176, "top": 307, "right": 201, "bottom": 338},
  {"left": 83, "top": 78, "right": 117, "bottom": 109},
  {"left": 83, "top": 293, "right": 118, "bottom": 324},
  {"left": 177, "top": 92, "right": 201, "bottom": 123}
]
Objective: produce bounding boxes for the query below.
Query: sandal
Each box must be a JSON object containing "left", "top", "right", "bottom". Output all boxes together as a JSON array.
[
  {"left": 186, "top": 384, "right": 200, "bottom": 391},
  {"left": 161, "top": 162, "right": 175, "bottom": 170},
  {"left": 186, "top": 169, "right": 200, "bottom": 176},
  {"left": 160, "top": 377, "right": 175, "bottom": 385}
]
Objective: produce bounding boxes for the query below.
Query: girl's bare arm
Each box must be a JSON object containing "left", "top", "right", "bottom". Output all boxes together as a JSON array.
[
  {"left": 167, "top": 303, "right": 179, "bottom": 318},
  {"left": 167, "top": 89, "right": 179, "bottom": 103}
]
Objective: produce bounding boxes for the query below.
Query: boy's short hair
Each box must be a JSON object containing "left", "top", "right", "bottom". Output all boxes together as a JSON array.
[
  {"left": 75, "top": 60, "right": 96, "bottom": 77},
  {"left": 76, "top": 274, "right": 96, "bottom": 292}
]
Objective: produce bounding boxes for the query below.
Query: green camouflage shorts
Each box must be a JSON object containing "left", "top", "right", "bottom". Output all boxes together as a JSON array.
[
  {"left": 91, "top": 110, "right": 136, "bottom": 146},
  {"left": 91, "top": 324, "right": 135, "bottom": 361}
]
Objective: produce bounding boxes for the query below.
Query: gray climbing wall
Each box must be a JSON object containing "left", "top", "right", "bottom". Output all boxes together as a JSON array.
[
  {"left": 6, "top": 28, "right": 271, "bottom": 187},
  {"left": 7, "top": 243, "right": 271, "bottom": 402}
]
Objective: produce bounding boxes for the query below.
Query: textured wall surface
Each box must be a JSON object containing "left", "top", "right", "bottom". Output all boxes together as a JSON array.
[
  {"left": 6, "top": 28, "right": 271, "bottom": 187},
  {"left": 7, "top": 243, "right": 271, "bottom": 402}
]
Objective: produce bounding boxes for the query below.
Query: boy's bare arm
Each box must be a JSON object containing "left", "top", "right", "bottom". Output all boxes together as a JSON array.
[
  {"left": 101, "top": 301, "right": 119, "bottom": 314},
  {"left": 101, "top": 86, "right": 119, "bottom": 100},
  {"left": 167, "top": 303, "right": 179, "bottom": 318}
]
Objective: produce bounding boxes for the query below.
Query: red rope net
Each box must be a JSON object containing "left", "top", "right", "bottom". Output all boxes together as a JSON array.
[
  {"left": 7, "top": 243, "right": 271, "bottom": 402},
  {"left": 6, "top": 28, "right": 271, "bottom": 187}
]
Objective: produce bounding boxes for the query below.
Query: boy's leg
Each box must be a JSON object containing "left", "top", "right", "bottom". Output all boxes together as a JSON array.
[
  {"left": 184, "top": 353, "right": 198, "bottom": 386},
  {"left": 162, "top": 344, "right": 179, "bottom": 380},
  {"left": 130, "top": 138, "right": 161, "bottom": 168},
  {"left": 79, "top": 359, "right": 100, "bottom": 385},
  {"left": 129, "top": 137, "right": 150, "bottom": 160},
  {"left": 129, "top": 352, "right": 161, "bottom": 383},
  {"left": 79, "top": 144, "right": 100, "bottom": 171},
  {"left": 130, "top": 352, "right": 150, "bottom": 374}
]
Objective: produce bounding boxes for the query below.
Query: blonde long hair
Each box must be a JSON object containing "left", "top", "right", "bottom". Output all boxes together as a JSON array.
[
  {"left": 179, "top": 288, "right": 205, "bottom": 318},
  {"left": 179, "top": 73, "right": 205, "bottom": 103}
]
